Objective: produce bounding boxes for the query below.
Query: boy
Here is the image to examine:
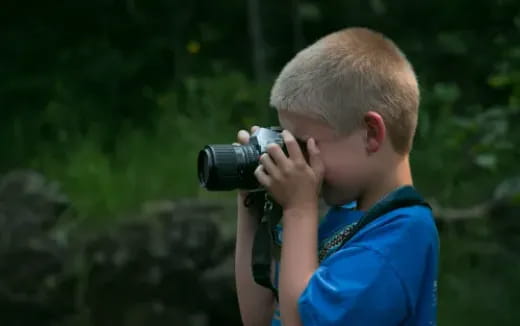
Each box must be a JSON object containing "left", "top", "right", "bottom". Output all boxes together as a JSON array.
[{"left": 234, "top": 27, "right": 439, "bottom": 326}]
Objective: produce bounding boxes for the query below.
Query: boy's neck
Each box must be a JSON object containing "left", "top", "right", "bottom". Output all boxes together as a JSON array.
[{"left": 357, "top": 156, "right": 413, "bottom": 211}]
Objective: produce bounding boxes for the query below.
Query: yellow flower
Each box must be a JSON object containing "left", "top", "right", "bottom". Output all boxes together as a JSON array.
[{"left": 186, "top": 41, "right": 201, "bottom": 54}]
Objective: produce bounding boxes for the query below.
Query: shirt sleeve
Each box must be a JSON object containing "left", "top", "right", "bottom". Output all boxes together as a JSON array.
[{"left": 298, "top": 245, "right": 409, "bottom": 326}]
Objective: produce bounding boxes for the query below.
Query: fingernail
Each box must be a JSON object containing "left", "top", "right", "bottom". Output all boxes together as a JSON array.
[{"left": 310, "top": 138, "right": 319, "bottom": 152}]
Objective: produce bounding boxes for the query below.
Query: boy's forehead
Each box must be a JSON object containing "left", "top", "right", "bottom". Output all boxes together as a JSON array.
[{"left": 278, "top": 110, "right": 336, "bottom": 140}]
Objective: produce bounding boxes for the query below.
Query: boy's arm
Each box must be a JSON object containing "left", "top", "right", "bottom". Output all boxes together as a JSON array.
[
  {"left": 278, "top": 207, "right": 319, "bottom": 326},
  {"left": 288, "top": 210, "right": 436, "bottom": 326},
  {"left": 279, "top": 212, "right": 410, "bottom": 326},
  {"left": 296, "top": 244, "right": 409, "bottom": 326},
  {"left": 253, "top": 131, "right": 325, "bottom": 326},
  {"left": 234, "top": 127, "right": 275, "bottom": 326},
  {"left": 235, "top": 192, "right": 275, "bottom": 326}
]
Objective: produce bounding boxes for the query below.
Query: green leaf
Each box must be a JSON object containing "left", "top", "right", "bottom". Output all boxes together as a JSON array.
[{"left": 474, "top": 153, "right": 497, "bottom": 170}]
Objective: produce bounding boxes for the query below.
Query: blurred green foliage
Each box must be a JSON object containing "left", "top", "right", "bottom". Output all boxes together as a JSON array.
[{"left": 1, "top": 0, "right": 520, "bottom": 324}]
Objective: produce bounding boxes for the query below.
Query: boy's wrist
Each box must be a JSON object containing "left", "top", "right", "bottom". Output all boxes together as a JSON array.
[
  {"left": 237, "top": 191, "right": 249, "bottom": 205},
  {"left": 237, "top": 191, "right": 264, "bottom": 219},
  {"left": 283, "top": 202, "right": 319, "bottom": 221}
]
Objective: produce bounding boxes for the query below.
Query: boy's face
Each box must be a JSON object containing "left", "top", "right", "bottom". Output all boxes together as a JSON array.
[{"left": 278, "top": 110, "right": 371, "bottom": 206}]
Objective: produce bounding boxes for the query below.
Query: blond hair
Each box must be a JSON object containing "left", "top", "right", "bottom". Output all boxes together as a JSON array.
[{"left": 270, "top": 27, "right": 419, "bottom": 154}]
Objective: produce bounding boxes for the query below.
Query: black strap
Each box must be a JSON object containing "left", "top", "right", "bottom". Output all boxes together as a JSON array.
[
  {"left": 250, "top": 185, "right": 430, "bottom": 301},
  {"left": 252, "top": 216, "right": 279, "bottom": 300},
  {"left": 246, "top": 192, "right": 279, "bottom": 299},
  {"left": 339, "top": 185, "right": 430, "bottom": 246}
]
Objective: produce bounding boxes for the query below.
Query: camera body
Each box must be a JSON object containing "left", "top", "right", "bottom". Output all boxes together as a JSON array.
[{"left": 197, "top": 127, "right": 284, "bottom": 191}]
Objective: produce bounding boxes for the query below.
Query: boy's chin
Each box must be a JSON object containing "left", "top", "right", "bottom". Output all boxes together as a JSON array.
[
  {"left": 322, "top": 195, "right": 346, "bottom": 207},
  {"left": 321, "top": 184, "right": 353, "bottom": 207}
]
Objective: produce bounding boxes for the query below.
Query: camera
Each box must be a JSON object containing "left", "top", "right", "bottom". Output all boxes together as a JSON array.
[{"left": 197, "top": 127, "right": 285, "bottom": 191}]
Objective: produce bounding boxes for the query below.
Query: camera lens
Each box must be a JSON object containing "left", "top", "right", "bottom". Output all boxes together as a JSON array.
[
  {"left": 197, "top": 144, "right": 259, "bottom": 191},
  {"left": 198, "top": 149, "right": 212, "bottom": 186}
]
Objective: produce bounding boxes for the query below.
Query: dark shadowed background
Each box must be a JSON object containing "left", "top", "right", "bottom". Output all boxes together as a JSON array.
[{"left": 0, "top": 0, "right": 519, "bottom": 325}]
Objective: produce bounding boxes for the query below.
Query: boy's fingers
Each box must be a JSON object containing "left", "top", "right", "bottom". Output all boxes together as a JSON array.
[
  {"left": 237, "top": 130, "right": 250, "bottom": 145},
  {"left": 308, "top": 138, "right": 324, "bottom": 177},
  {"left": 282, "top": 130, "right": 304, "bottom": 162},
  {"left": 259, "top": 153, "right": 280, "bottom": 179},
  {"left": 266, "top": 143, "right": 289, "bottom": 169},
  {"left": 254, "top": 165, "right": 271, "bottom": 188},
  {"left": 237, "top": 126, "right": 259, "bottom": 145}
]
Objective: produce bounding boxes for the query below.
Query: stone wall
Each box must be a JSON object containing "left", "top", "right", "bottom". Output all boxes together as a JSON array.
[
  {"left": 0, "top": 170, "right": 239, "bottom": 326},
  {"left": 0, "top": 170, "right": 518, "bottom": 325}
]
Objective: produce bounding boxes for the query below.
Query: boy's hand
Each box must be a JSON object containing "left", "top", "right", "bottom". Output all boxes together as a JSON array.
[
  {"left": 234, "top": 126, "right": 259, "bottom": 200},
  {"left": 255, "top": 130, "right": 324, "bottom": 213}
]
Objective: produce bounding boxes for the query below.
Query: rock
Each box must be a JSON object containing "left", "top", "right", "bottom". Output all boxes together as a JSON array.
[
  {"left": 0, "top": 170, "right": 241, "bottom": 326},
  {"left": 78, "top": 197, "right": 240, "bottom": 326},
  {"left": 0, "top": 170, "right": 75, "bottom": 325}
]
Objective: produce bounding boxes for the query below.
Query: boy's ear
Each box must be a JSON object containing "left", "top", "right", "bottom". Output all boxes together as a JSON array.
[{"left": 363, "top": 111, "right": 386, "bottom": 154}]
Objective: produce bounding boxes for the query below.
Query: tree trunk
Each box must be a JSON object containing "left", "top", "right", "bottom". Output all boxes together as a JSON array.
[
  {"left": 291, "top": 0, "right": 305, "bottom": 52},
  {"left": 247, "top": 0, "right": 267, "bottom": 82}
]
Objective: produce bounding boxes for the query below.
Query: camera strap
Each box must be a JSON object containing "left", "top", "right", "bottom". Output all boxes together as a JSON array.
[
  {"left": 250, "top": 192, "right": 282, "bottom": 301},
  {"left": 319, "top": 185, "right": 430, "bottom": 262},
  {"left": 250, "top": 185, "right": 430, "bottom": 302}
]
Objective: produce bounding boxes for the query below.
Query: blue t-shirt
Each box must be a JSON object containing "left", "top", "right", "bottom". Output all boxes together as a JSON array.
[{"left": 271, "top": 199, "right": 439, "bottom": 326}]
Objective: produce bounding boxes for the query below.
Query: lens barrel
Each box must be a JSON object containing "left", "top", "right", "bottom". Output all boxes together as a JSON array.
[{"left": 197, "top": 144, "right": 259, "bottom": 190}]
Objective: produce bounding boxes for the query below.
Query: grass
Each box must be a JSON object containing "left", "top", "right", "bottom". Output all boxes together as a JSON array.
[{"left": 28, "top": 72, "right": 271, "bottom": 223}]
